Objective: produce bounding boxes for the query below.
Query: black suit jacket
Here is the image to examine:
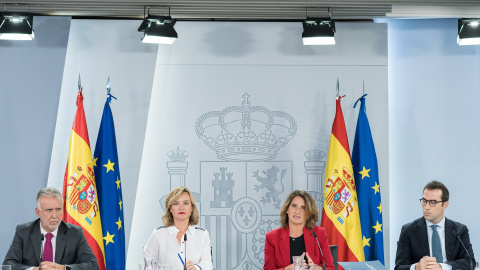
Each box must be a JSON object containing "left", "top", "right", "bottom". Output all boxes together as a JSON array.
[
  {"left": 395, "top": 217, "right": 476, "bottom": 270},
  {"left": 3, "top": 219, "right": 98, "bottom": 270}
]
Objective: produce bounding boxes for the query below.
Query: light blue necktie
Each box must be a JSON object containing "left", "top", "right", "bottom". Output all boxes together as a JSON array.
[{"left": 431, "top": 225, "right": 443, "bottom": 263}]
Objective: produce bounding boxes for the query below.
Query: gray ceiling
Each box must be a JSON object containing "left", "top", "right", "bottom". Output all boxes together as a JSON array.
[{"left": 1, "top": 1, "right": 480, "bottom": 21}]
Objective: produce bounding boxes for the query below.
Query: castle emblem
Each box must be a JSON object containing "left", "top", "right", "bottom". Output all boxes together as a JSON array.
[{"left": 195, "top": 93, "right": 297, "bottom": 161}]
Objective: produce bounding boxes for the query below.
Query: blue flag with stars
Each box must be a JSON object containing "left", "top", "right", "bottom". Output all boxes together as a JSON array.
[
  {"left": 93, "top": 94, "right": 125, "bottom": 270},
  {"left": 352, "top": 94, "right": 384, "bottom": 264}
]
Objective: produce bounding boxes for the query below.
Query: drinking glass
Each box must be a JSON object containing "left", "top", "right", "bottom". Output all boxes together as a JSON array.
[
  {"left": 139, "top": 257, "right": 157, "bottom": 270},
  {"left": 292, "top": 256, "right": 304, "bottom": 270}
]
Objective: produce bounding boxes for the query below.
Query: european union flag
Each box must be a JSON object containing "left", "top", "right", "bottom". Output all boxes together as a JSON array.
[
  {"left": 94, "top": 93, "right": 125, "bottom": 270},
  {"left": 352, "top": 94, "right": 384, "bottom": 264}
]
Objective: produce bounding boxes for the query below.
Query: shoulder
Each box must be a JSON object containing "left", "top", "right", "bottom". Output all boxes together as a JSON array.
[
  {"left": 59, "top": 221, "right": 85, "bottom": 238},
  {"left": 14, "top": 219, "right": 39, "bottom": 236},
  {"left": 266, "top": 227, "right": 285, "bottom": 239},
  {"left": 401, "top": 217, "right": 424, "bottom": 231},
  {"left": 155, "top": 226, "right": 167, "bottom": 231},
  {"left": 313, "top": 226, "right": 327, "bottom": 235},
  {"left": 446, "top": 218, "right": 468, "bottom": 232},
  {"left": 194, "top": 226, "right": 206, "bottom": 231},
  {"left": 16, "top": 219, "right": 38, "bottom": 230}
]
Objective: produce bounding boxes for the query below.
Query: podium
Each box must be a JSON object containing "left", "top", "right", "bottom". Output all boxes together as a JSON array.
[{"left": 338, "top": 260, "right": 387, "bottom": 270}]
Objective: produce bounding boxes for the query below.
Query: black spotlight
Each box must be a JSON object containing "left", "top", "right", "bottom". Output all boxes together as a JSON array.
[
  {"left": 302, "top": 18, "right": 335, "bottom": 45},
  {"left": 0, "top": 13, "right": 34, "bottom": 40},
  {"left": 458, "top": 18, "right": 480, "bottom": 45},
  {"left": 138, "top": 15, "right": 177, "bottom": 44}
]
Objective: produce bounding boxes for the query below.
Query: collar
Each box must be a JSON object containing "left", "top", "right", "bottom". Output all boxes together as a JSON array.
[
  {"left": 167, "top": 225, "right": 196, "bottom": 236},
  {"left": 426, "top": 216, "right": 446, "bottom": 228},
  {"left": 39, "top": 222, "right": 59, "bottom": 238}
]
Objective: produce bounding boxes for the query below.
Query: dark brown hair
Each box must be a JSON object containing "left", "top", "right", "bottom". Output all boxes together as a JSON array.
[
  {"left": 279, "top": 190, "right": 319, "bottom": 230},
  {"left": 424, "top": 180, "right": 449, "bottom": 202}
]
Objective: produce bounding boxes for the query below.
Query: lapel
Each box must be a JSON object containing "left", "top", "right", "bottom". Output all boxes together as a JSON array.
[
  {"left": 55, "top": 222, "right": 67, "bottom": 263},
  {"left": 304, "top": 227, "right": 316, "bottom": 260},
  {"left": 30, "top": 219, "right": 42, "bottom": 265},
  {"left": 444, "top": 218, "right": 454, "bottom": 261},
  {"left": 279, "top": 227, "right": 291, "bottom": 266},
  {"left": 414, "top": 218, "right": 430, "bottom": 256}
]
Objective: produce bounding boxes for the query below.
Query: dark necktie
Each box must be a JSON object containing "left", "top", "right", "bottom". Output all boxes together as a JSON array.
[
  {"left": 431, "top": 225, "right": 443, "bottom": 263},
  {"left": 43, "top": 233, "right": 54, "bottom": 262}
]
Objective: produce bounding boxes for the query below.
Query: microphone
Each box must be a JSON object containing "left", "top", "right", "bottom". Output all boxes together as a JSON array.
[
  {"left": 312, "top": 231, "right": 325, "bottom": 268},
  {"left": 40, "top": 233, "right": 45, "bottom": 261},
  {"left": 452, "top": 229, "right": 474, "bottom": 270},
  {"left": 184, "top": 233, "right": 187, "bottom": 270}
]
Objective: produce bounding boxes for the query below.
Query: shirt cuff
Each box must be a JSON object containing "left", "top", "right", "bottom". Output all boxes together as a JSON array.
[{"left": 410, "top": 263, "right": 416, "bottom": 270}]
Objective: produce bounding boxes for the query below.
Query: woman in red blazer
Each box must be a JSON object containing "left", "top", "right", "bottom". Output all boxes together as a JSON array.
[{"left": 264, "top": 190, "right": 335, "bottom": 270}]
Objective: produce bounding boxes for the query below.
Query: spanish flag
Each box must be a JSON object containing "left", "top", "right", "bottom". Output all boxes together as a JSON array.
[
  {"left": 321, "top": 96, "right": 365, "bottom": 264},
  {"left": 62, "top": 88, "right": 106, "bottom": 270}
]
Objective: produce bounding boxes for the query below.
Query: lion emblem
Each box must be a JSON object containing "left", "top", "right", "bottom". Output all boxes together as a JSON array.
[{"left": 252, "top": 166, "right": 286, "bottom": 209}]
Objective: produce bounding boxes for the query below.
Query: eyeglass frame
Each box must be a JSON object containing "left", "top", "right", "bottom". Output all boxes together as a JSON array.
[{"left": 419, "top": 198, "right": 447, "bottom": 207}]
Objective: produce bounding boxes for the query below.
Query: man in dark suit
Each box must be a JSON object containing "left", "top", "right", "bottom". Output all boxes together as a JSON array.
[
  {"left": 3, "top": 187, "right": 98, "bottom": 270},
  {"left": 395, "top": 181, "right": 476, "bottom": 270}
]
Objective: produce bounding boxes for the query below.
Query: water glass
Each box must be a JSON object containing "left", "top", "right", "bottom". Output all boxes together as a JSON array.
[
  {"left": 292, "top": 256, "right": 304, "bottom": 270},
  {"left": 140, "top": 257, "right": 157, "bottom": 270}
]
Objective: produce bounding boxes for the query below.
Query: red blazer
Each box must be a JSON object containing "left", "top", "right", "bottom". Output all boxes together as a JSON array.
[{"left": 264, "top": 226, "right": 335, "bottom": 270}]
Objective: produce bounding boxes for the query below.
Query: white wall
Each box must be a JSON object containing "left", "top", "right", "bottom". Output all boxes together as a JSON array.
[
  {"left": 388, "top": 18, "right": 480, "bottom": 267},
  {"left": 0, "top": 16, "right": 71, "bottom": 260}
]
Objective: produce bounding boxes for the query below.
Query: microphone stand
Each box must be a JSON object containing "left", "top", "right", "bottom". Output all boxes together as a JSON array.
[
  {"left": 184, "top": 233, "right": 187, "bottom": 270},
  {"left": 312, "top": 231, "right": 325, "bottom": 269},
  {"left": 453, "top": 229, "right": 474, "bottom": 270},
  {"left": 39, "top": 233, "right": 45, "bottom": 270}
]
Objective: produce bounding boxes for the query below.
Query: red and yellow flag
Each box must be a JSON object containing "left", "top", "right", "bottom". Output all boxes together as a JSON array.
[
  {"left": 320, "top": 96, "right": 365, "bottom": 263},
  {"left": 62, "top": 89, "right": 106, "bottom": 270}
]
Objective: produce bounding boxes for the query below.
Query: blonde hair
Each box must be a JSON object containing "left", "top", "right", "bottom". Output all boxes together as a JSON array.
[
  {"left": 279, "top": 190, "right": 319, "bottom": 230},
  {"left": 162, "top": 187, "right": 200, "bottom": 226}
]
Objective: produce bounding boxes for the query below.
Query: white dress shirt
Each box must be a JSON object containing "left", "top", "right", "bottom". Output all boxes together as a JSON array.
[
  {"left": 26, "top": 224, "right": 59, "bottom": 270},
  {"left": 141, "top": 225, "right": 213, "bottom": 270},
  {"left": 410, "top": 217, "right": 452, "bottom": 270}
]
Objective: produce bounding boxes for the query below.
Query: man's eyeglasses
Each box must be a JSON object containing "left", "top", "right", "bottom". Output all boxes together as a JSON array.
[{"left": 419, "top": 198, "right": 446, "bottom": 207}]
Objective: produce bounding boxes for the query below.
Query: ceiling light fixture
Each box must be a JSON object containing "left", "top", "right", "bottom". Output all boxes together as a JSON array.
[
  {"left": 138, "top": 6, "right": 177, "bottom": 44},
  {"left": 0, "top": 13, "right": 34, "bottom": 40},
  {"left": 458, "top": 18, "right": 480, "bottom": 45},
  {"left": 302, "top": 8, "right": 335, "bottom": 45}
]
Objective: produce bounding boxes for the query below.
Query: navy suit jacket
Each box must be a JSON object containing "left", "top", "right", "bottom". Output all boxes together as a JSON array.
[
  {"left": 264, "top": 226, "right": 335, "bottom": 270},
  {"left": 3, "top": 219, "right": 98, "bottom": 270},
  {"left": 395, "top": 217, "right": 476, "bottom": 270}
]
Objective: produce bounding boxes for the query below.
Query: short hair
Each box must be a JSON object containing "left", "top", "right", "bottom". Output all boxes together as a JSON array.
[
  {"left": 162, "top": 187, "right": 200, "bottom": 227},
  {"left": 279, "top": 190, "right": 319, "bottom": 230},
  {"left": 423, "top": 180, "right": 449, "bottom": 202},
  {"left": 36, "top": 187, "right": 63, "bottom": 209}
]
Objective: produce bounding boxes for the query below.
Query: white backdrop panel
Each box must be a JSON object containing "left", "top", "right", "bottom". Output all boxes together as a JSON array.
[
  {"left": 47, "top": 19, "right": 158, "bottom": 251},
  {"left": 128, "top": 21, "right": 388, "bottom": 269}
]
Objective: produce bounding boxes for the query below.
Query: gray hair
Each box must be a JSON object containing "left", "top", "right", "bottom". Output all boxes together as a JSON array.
[{"left": 36, "top": 187, "right": 63, "bottom": 209}]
